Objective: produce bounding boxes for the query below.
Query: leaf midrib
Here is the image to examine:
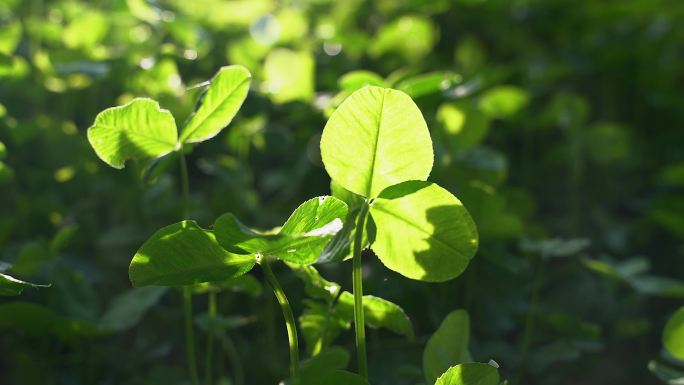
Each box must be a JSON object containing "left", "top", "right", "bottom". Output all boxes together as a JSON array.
[{"left": 366, "top": 89, "right": 386, "bottom": 197}]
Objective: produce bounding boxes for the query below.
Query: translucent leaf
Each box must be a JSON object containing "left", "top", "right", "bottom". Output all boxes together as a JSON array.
[
  {"left": 423, "top": 310, "right": 472, "bottom": 384},
  {"left": 180, "top": 65, "right": 251, "bottom": 144},
  {"left": 129, "top": 220, "right": 255, "bottom": 287},
  {"left": 664, "top": 307, "right": 684, "bottom": 360},
  {"left": 369, "top": 16, "right": 437, "bottom": 61},
  {"left": 87, "top": 98, "right": 178, "bottom": 169},
  {"left": 434, "top": 363, "right": 500, "bottom": 385},
  {"left": 0, "top": 273, "right": 49, "bottom": 296},
  {"left": 98, "top": 287, "right": 167, "bottom": 332},
  {"left": 321, "top": 86, "right": 434, "bottom": 198},
  {"left": 370, "top": 181, "right": 478, "bottom": 282}
]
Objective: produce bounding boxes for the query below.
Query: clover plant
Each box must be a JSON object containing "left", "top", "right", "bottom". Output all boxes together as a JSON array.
[
  {"left": 320, "top": 86, "right": 479, "bottom": 377},
  {"left": 86, "top": 64, "right": 500, "bottom": 385}
]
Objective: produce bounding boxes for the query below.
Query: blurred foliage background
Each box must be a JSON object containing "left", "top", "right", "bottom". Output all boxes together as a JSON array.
[{"left": 1, "top": 0, "right": 684, "bottom": 384}]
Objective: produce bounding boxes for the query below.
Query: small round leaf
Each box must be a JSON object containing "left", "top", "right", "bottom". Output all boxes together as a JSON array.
[
  {"left": 87, "top": 98, "right": 178, "bottom": 169},
  {"left": 320, "top": 86, "right": 434, "bottom": 198},
  {"left": 370, "top": 181, "right": 478, "bottom": 282}
]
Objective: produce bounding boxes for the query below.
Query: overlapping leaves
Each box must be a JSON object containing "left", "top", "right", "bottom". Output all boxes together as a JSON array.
[{"left": 320, "top": 86, "right": 478, "bottom": 282}]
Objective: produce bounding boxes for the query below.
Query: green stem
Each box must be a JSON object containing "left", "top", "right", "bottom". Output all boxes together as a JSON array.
[
  {"left": 258, "top": 255, "right": 299, "bottom": 379},
  {"left": 220, "top": 332, "right": 245, "bottom": 385},
  {"left": 352, "top": 202, "right": 371, "bottom": 378},
  {"left": 205, "top": 291, "right": 217, "bottom": 385},
  {"left": 183, "top": 287, "right": 200, "bottom": 385},
  {"left": 179, "top": 149, "right": 190, "bottom": 220},
  {"left": 178, "top": 150, "right": 199, "bottom": 385},
  {"left": 515, "top": 254, "right": 546, "bottom": 384}
]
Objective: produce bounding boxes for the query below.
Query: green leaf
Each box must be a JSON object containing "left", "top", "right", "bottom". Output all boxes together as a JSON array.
[
  {"left": 180, "top": 65, "right": 251, "bottom": 144},
  {"left": 423, "top": 310, "right": 472, "bottom": 384},
  {"left": 370, "top": 181, "right": 478, "bottom": 282},
  {"left": 478, "top": 85, "right": 529, "bottom": 119},
  {"left": 215, "top": 196, "right": 348, "bottom": 264},
  {"left": 129, "top": 220, "right": 255, "bottom": 287},
  {"left": 288, "top": 263, "right": 341, "bottom": 302},
  {"left": 664, "top": 307, "right": 684, "bottom": 360},
  {"left": 338, "top": 292, "right": 414, "bottom": 340},
  {"left": 436, "top": 101, "right": 490, "bottom": 153},
  {"left": 263, "top": 49, "right": 314, "bottom": 103},
  {"left": 0, "top": 302, "right": 98, "bottom": 338},
  {"left": 300, "top": 346, "right": 350, "bottom": 372},
  {"left": 0, "top": 273, "right": 49, "bottom": 296},
  {"left": 320, "top": 86, "right": 434, "bottom": 198},
  {"left": 434, "top": 363, "right": 500, "bottom": 385},
  {"left": 87, "top": 98, "right": 178, "bottom": 169},
  {"left": 11, "top": 241, "right": 52, "bottom": 276},
  {"left": 98, "top": 287, "right": 167, "bottom": 332},
  {"left": 338, "top": 70, "right": 386, "bottom": 92},
  {"left": 300, "top": 300, "right": 351, "bottom": 356},
  {"left": 292, "top": 369, "right": 370, "bottom": 385},
  {"left": 0, "top": 20, "right": 21, "bottom": 55},
  {"left": 191, "top": 274, "right": 262, "bottom": 296}
]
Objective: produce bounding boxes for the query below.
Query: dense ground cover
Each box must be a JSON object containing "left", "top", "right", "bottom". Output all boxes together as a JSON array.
[{"left": 1, "top": 0, "right": 683, "bottom": 384}]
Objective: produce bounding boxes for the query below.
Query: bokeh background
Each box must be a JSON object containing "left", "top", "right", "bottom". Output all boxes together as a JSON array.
[{"left": 1, "top": 0, "right": 683, "bottom": 384}]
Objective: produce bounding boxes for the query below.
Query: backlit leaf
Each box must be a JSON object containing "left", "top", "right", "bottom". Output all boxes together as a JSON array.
[
  {"left": 321, "top": 86, "right": 434, "bottom": 198},
  {"left": 87, "top": 98, "right": 178, "bottom": 169},
  {"left": 180, "top": 65, "right": 251, "bottom": 144},
  {"left": 370, "top": 181, "right": 478, "bottom": 282}
]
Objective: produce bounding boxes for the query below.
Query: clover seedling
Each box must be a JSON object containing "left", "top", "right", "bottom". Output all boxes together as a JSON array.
[
  {"left": 88, "top": 65, "right": 252, "bottom": 385},
  {"left": 320, "top": 86, "right": 479, "bottom": 377}
]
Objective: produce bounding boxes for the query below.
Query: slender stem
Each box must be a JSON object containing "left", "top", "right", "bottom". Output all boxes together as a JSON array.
[
  {"left": 183, "top": 287, "right": 200, "bottom": 385},
  {"left": 515, "top": 254, "right": 546, "bottom": 384},
  {"left": 352, "top": 202, "right": 371, "bottom": 378},
  {"left": 205, "top": 291, "right": 217, "bottom": 385},
  {"left": 178, "top": 150, "right": 199, "bottom": 385},
  {"left": 220, "top": 332, "right": 245, "bottom": 385},
  {"left": 179, "top": 149, "right": 190, "bottom": 220},
  {"left": 258, "top": 255, "right": 299, "bottom": 379}
]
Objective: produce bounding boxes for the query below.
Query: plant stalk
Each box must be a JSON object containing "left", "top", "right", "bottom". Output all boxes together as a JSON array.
[
  {"left": 183, "top": 287, "right": 200, "bottom": 385},
  {"left": 258, "top": 255, "right": 299, "bottom": 379},
  {"left": 352, "top": 202, "right": 371, "bottom": 378},
  {"left": 205, "top": 291, "right": 217, "bottom": 385},
  {"left": 178, "top": 149, "right": 199, "bottom": 385}
]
